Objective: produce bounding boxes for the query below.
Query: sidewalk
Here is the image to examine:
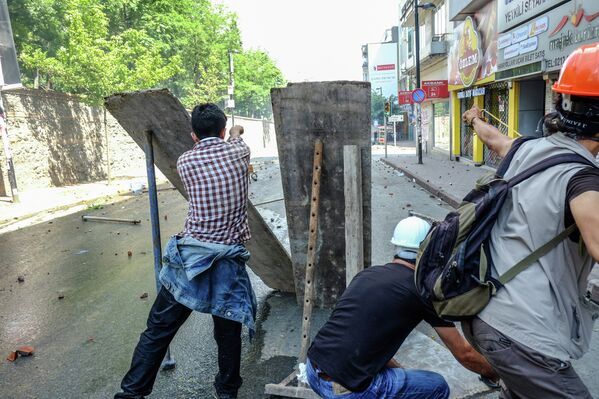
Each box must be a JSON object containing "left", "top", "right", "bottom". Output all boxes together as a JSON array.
[
  {"left": 382, "top": 151, "right": 491, "bottom": 208},
  {"left": 0, "top": 176, "right": 170, "bottom": 234}
]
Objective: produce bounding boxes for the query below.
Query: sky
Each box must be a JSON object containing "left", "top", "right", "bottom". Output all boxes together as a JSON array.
[{"left": 216, "top": 0, "right": 400, "bottom": 82}]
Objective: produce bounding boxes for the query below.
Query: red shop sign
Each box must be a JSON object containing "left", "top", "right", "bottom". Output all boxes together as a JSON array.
[
  {"left": 398, "top": 90, "right": 413, "bottom": 105},
  {"left": 422, "top": 80, "right": 449, "bottom": 99}
]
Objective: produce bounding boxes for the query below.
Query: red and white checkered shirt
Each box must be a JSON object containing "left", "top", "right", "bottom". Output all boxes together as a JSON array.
[{"left": 177, "top": 137, "right": 251, "bottom": 244}]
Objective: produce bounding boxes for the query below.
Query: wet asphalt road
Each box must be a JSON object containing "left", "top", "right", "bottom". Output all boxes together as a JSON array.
[{"left": 0, "top": 151, "right": 495, "bottom": 399}]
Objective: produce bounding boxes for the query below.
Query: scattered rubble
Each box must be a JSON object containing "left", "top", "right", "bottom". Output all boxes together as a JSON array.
[{"left": 6, "top": 346, "right": 34, "bottom": 362}]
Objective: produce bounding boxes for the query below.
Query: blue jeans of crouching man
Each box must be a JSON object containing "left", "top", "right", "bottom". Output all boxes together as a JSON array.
[
  {"left": 306, "top": 358, "right": 450, "bottom": 399},
  {"left": 115, "top": 236, "right": 257, "bottom": 399}
]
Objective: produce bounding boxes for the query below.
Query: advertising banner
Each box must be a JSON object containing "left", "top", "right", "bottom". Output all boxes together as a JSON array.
[
  {"left": 496, "top": 0, "right": 599, "bottom": 76},
  {"left": 448, "top": 0, "right": 498, "bottom": 89},
  {"left": 422, "top": 80, "right": 449, "bottom": 99},
  {"left": 0, "top": 0, "right": 21, "bottom": 88},
  {"left": 367, "top": 42, "right": 398, "bottom": 99},
  {"left": 498, "top": 0, "right": 568, "bottom": 33}
]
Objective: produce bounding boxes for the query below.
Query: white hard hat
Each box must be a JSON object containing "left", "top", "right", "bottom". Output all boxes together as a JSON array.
[{"left": 390, "top": 216, "right": 431, "bottom": 249}]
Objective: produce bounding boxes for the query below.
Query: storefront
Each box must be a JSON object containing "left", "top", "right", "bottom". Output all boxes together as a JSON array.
[
  {"left": 422, "top": 80, "right": 450, "bottom": 153},
  {"left": 495, "top": 0, "right": 599, "bottom": 137},
  {"left": 449, "top": 0, "right": 599, "bottom": 168},
  {"left": 449, "top": 0, "right": 505, "bottom": 166}
]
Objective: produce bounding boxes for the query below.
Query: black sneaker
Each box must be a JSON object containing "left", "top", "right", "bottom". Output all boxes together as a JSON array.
[{"left": 212, "top": 386, "right": 237, "bottom": 399}]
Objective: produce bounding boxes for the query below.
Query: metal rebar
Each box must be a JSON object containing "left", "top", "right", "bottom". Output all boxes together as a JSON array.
[{"left": 81, "top": 215, "right": 141, "bottom": 224}]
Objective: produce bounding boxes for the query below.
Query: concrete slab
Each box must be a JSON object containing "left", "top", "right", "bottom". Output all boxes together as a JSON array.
[
  {"left": 104, "top": 89, "right": 295, "bottom": 293},
  {"left": 395, "top": 331, "right": 491, "bottom": 399},
  {"left": 271, "top": 81, "right": 372, "bottom": 308}
]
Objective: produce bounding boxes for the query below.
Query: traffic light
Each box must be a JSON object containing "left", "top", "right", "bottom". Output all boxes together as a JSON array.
[{"left": 384, "top": 101, "right": 391, "bottom": 115}]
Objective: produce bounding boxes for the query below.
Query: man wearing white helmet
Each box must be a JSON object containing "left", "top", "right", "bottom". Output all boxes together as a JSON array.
[{"left": 305, "top": 217, "right": 497, "bottom": 398}]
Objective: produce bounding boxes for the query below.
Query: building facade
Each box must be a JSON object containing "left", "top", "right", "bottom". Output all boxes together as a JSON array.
[
  {"left": 398, "top": 0, "right": 452, "bottom": 154},
  {"left": 449, "top": 0, "right": 599, "bottom": 167}
]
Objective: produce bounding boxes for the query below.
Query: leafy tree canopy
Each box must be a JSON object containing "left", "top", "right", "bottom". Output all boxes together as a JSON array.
[{"left": 8, "top": 0, "right": 285, "bottom": 118}]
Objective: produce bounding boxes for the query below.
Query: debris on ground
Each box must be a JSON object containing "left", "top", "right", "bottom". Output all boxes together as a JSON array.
[
  {"left": 140, "top": 292, "right": 149, "bottom": 299},
  {"left": 6, "top": 346, "right": 35, "bottom": 362},
  {"left": 17, "top": 276, "right": 25, "bottom": 283}
]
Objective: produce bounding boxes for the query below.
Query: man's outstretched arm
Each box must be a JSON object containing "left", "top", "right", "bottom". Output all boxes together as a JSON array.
[
  {"left": 463, "top": 106, "right": 515, "bottom": 158},
  {"left": 434, "top": 326, "right": 498, "bottom": 380}
]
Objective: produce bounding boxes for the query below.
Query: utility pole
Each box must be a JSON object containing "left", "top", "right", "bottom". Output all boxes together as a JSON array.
[
  {"left": 412, "top": 1, "right": 436, "bottom": 165},
  {"left": 228, "top": 50, "right": 236, "bottom": 126},
  {"left": 414, "top": 0, "right": 423, "bottom": 164}
]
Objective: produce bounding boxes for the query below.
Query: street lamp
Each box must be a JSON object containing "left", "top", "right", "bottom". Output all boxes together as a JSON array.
[
  {"left": 414, "top": 1, "right": 436, "bottom": 164},
  {"left": 227, "top": 50, "right": 239, "bottom": 125}
]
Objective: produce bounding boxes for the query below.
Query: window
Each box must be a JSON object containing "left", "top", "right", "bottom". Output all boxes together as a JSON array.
[
  {"left": 407, "top": 28, "right": 414, "bottom": 59},
  {"left": 434, "top": 2, "right": 448, "bottom": 36}
]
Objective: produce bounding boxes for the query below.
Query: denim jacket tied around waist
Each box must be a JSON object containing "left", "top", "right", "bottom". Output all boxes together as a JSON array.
[{"left": 159, "top": 235, "right": 257, "bottom": 336}]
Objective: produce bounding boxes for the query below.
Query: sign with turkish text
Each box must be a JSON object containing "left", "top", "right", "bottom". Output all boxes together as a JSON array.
[
  {"left": 398, "top": 90, "right": 413, "bottom": 105},
  {"left": 457, "top": 87, "right": 486, "bottom": 99},
  {"left": 497, "top": 0, "right": 599, "bottom": 76},
  {"left": 449, "top": 0, "right": 498, "bottom": 89},
  {"left": 367, "top": 42, "right": 398, "bottom": 99},
  {"left": 498, "top": 0, "right": 566, "bottom": 33},
  {"left": 422, "top": 80, "right": 449, "bottom": 99}
]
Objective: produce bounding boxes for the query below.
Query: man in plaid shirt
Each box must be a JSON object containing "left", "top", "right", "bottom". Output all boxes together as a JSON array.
[{"left": 116, "top": 104, "right": 256, "bottom": 399}]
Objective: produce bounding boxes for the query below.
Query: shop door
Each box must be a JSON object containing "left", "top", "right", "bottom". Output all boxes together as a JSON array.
[
  {"left": 484, "top": 82, "right": 509, "bottom": 168},
  {"left": 432, "top": 102, "right": 450, "bottom": 152},
  {"left": 460, "top": 97, "right": 474, "bottom": 160}
]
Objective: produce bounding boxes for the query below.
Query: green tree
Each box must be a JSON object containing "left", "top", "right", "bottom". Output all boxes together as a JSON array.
[
  {"left": 234, "top": 50, "right": 285, "bottom": 118},
  {"left": 9, "top": 0, "right": 285, "bottom": 116},
  {"left": 12, "top": 0, "right": 179, "bottom": 104}
]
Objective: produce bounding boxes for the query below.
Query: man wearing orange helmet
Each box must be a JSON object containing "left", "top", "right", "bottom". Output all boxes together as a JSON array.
[{"left": 460, "top": 43, "right": 599, "bottom": 398}]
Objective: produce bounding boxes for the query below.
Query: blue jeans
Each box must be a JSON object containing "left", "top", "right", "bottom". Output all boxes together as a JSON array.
[{"left": 306, "top": 358, "right": 449, "bottom": 399}]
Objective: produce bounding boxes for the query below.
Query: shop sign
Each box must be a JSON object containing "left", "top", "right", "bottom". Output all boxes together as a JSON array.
[
  {"left": 498, "top": 0, "right": 566, "bottom": 33},
  {"left": 457, "top": 17, "right": 482, "bottom": 87},
  {"left": 457, "top": 87, "right": 486, "bottom": 99},
  {"left": 449, "top": 0, "right": 498, "bottom": 89},
  {"left": 422, "top": 80, "right": 449, "bottom": 99},
  {"left": 398, "top": 90, "right": 413, "bottom": 105},
  {"left": 497, "top": 0, "right": 599, "bottom": 75}
]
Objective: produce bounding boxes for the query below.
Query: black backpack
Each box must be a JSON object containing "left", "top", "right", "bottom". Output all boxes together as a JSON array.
[{"left": 415, "top": 138, "right": 596, "bottom": 320}]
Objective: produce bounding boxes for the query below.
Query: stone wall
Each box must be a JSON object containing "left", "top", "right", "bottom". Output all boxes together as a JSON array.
[
  {"left": 0, "top": 88, "right": 145, "bottom": 191},
  {"left": 0, "top": 89, "right": 277, "bottom": 192}
]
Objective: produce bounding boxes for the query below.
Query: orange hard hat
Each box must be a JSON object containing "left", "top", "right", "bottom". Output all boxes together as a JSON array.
[{"left": 552, "top": 42, "right": 599, "bottom": 97}]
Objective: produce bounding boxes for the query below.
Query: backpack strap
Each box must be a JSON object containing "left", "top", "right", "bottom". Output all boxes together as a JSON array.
[
  {"left": 496, "top": 137, "right": 536, "bottom": 178},
  {"left": 498, "top": 224, "right": 578, "bottom": 286},
  {"left": 508, "top": 153, "right": 597, "bottom": 188}
]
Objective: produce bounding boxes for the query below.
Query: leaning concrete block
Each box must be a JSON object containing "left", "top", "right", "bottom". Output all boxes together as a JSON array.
[{"left": 105, "top": 89, "right": 295, "bottom": 293}]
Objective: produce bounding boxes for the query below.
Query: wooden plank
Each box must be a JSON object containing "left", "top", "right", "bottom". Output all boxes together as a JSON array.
[
  {"left": 264, "top": 383, "right": 321, "bottom": 399},
  {"left": 105, "top": 89, "right": 295, "bottom": 293},
  {"left": 343, "top": 145, "right": 363, "bottom": 286}
]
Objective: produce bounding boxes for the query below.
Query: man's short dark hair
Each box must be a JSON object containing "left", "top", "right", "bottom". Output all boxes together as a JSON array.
[{"left": 191, "top": 103, "right": 227, "bottom": 140}]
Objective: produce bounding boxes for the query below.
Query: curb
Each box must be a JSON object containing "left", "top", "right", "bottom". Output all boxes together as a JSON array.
[{"left": 380, "top": 158, "right": 461, "bottom": 209}]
